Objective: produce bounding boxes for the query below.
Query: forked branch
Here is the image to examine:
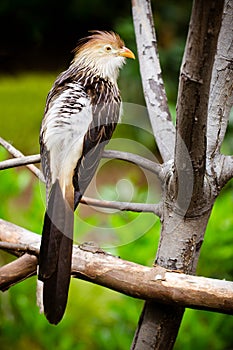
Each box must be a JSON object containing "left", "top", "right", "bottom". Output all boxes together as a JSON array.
[{"left": 0, "top": 137, "right": 43, "bottom": 181}]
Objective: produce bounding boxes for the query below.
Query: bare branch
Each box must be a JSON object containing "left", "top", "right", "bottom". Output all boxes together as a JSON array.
[
  {"left": 80, "top": 196, "right": 161, "bottom": 216},
  {"left": 0, "top": 137, "right": 44, "bottom": 182},
  {"left": 0, "top": 254, "right": 37, "bottom": 291},
  {"left": 131, "top": 0, "right": 175, "bottom": 162},
  {"left": 103, "top": 150, "right": 163, "bottom": 178},
  {"left": 207, "top": 0, "right": 233, "bottom": 158},
  {"left": 0, "top": 154, "right": 41, "bottom": 170},
  {"left": 0, "top": 219, "right": 233, "bottom": 315}
]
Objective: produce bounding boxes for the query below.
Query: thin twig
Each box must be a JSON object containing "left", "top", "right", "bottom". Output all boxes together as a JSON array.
[
  {"left": 81, "top": 196, "right": 161, "bottom": 216},
  {"left": 0, "top": 137, "right": 44, "bottom": 182},
  {"left": 0, "top": 154, "right": 41, "bottom": 170},
  {"left": 103, "top": 150, "right": 163, "bottom": 178},
  {"left": 0, "top": 253, "right": 37, "bottom": 291}
]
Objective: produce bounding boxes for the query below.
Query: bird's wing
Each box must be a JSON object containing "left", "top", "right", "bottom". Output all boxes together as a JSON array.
[
  {"left": 73, "top": 77, "right": 121, "bottom": 208},
  {"left": 39, "top": 76, "right": 93, "bottom": 257},
  {"left": 40, "top": 67, "right": 93, "bottom": 197}
]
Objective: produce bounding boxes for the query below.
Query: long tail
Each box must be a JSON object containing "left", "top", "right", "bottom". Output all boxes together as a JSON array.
[{"left": 38, "top": 180, "right": 74, "bottom": 324}]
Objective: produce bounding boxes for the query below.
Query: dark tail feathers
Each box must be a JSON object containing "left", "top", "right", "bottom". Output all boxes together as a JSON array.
[{"left": 39, "top": 180, "right": 73, "bottom": 324}]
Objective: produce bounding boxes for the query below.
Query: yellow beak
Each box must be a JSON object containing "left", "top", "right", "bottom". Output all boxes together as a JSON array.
[{"left": 119, "top": 46, "right": 135, "bottom": 59}]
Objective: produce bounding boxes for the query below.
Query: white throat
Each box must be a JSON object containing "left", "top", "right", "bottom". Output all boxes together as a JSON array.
[
  {"left": 95, "top": 56, "right": 126, "bottom": 83},
  {"left": 73, "top": 54, "right": 126, "bottom": 84}
]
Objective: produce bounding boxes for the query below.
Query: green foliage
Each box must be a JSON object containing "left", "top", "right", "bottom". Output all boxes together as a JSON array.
[
  {"left": 175, "top": 308, "right": 233, "bottom": 350},
  {"left": 198, "top": 182, "right": 233, "bottom": 280},
  {"left": 221, "top": 108, "right": 233, "bottom": 156},
  {"left": 0, "top": 73, "right": 57, "bottom": 154}
]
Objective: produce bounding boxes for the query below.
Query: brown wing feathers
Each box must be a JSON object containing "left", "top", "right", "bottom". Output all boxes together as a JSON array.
[{"left": 73, "top": 78, "right": 120, "bottom": 208}]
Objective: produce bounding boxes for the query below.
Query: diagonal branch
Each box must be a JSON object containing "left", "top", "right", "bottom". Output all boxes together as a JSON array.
[
  {"left": 0, "top": 219, "right": 233, "bottom": 315},
  {"left": 131, "top": 0, "right": 175, "bottom": 162},
  {"left": 103, "top": 150, "right": 163, "bottom": 177},
  {"left": 0, "top": 154, "right": 41, "bottom": 170},
  {"left": 207, "top": 0, "right": 233, "bottom": 159},
  {"left": 0, "top": 137, "right": 44, "bottom": 182}
]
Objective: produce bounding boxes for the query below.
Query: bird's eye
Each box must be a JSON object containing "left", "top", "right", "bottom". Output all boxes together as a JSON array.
[{"left": 104, "top": 45, "right": 112, "bottom": 52}]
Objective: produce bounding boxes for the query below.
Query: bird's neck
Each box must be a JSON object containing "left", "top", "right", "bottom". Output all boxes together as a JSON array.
[{"left": 71, "top": 56, "right": 125, "bottom": 85}]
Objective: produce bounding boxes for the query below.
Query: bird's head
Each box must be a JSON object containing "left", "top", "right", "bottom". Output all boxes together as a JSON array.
[{"left": 72, "top": 31, "right": 135, "bottom": 83}]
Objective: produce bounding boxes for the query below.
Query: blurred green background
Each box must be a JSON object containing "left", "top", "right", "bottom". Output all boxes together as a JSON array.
[{"left": 0, "top": 1, "right": 233, "bottom": 349}]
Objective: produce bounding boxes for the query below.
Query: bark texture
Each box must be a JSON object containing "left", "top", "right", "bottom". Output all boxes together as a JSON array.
[{"left": 131, "top": 0, "right": 226, "bottom": 349}]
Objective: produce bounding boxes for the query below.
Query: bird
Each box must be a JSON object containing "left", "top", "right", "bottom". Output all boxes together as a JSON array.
[{"left": 38, "top": 30, "right": 135, "bottom": 325}]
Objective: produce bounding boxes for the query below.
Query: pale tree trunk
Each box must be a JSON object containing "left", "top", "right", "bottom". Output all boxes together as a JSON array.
[{"left": 131, "top": 0, "right": 232, "bottom": 349}]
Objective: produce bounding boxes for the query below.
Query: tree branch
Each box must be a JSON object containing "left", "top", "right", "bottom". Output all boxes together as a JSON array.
[
  {"left": 0, "top": 154, "right": 41, "bottom": 170},
  {"left": 0, "top": 219, "right": 232, "bottom": 315},
  {"left": 81, "top": 196, "right": 161, "bottom": 216},
  {"left": 207, "top": 0, "right": 233, "bottom": 159},
  {"left": 0, "top": 253, "right": 38, "bottom": 291},
  {"left": 103, "top": 150, "right": 163, "bottom": 178},
  {"left": 0, "top": 137, "right": 44, "bottom": 182},
  {"left": 175, "top": 0, "right": 225, "bottom": 213},
  {"left": 131, "top": 0, "right": 175, "bottom": 162}
]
